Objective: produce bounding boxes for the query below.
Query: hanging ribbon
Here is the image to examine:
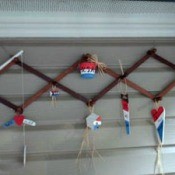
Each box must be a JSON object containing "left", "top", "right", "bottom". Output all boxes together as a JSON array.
[{"left": 87, "top": 54, "right": 107, "bottom": 76}]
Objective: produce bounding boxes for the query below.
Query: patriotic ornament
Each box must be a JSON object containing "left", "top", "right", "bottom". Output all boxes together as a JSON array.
[
  {"left": 151, "top": 106, "right": 165, "bottom": 144},
  {"left": 86, "top": 113, "right": 102, "bottom": 130},
  {"left": 50, "top": 86, "right": 60, "bottom": 99},
  {"left": 79, "top": 54, "right": 106, "bottom": 79},
  {"left": 79, "top": 61, "right": 96, "bottom": 79},
  {"left": 121, "top": 94, "right": 130, "bottom": 135},
  {"left": 3, "top": 114, "right": 36, "bottom": 128}
]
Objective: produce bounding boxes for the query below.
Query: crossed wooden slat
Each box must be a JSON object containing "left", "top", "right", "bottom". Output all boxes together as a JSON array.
[{"left": 0, "top": 48, "right": 174, "bottom": 114}]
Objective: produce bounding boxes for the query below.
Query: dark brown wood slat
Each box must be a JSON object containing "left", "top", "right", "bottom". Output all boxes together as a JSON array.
[
  {"left": 0, "top": 60, "right": 16, "bottom": 75},
  {"left": 91, "top": 77, "right": 120, "bottom": 105},
  {"left": 155, "top": 81, "right": 175, "bottom": 99},
  {"left": 124, "top": 54, "right": 151, "bottom": 77},
  {"left": 0, "top": 96, "right": 18, "bottom": 111},
  {"left": 152, "top": 53, "right": 175, "bottom": 70}
]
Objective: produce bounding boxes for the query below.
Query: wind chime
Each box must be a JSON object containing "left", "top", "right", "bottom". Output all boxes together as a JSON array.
[{"left": 1, "top": 51, "right": 36, "bottom": 166}]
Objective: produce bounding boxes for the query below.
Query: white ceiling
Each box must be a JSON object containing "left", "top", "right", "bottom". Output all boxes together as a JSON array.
[
  {"left": 0, "top": 0, "right": 175, "bottom": 13},
  {"left": 0, "top": 0, "right": 175, "bottom": 37}
]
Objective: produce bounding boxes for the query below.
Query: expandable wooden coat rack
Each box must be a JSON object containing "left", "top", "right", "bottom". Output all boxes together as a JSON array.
[{"left": 0, "top": 48, "right": 175, "bottom": 114}]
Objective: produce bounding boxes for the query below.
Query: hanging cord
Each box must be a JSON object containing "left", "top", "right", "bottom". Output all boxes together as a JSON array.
[
  {"left": 87, "top": 54, "right": 106, "bottom": 76},
  {"left": 88, "top": 100, "right": 94, "bottom": 114},
  {"left": 118, "top": 59, "right": 127, "bottom": 95},
  {"left": 154, "top": 144, "right": 164, "bottom": 175}
]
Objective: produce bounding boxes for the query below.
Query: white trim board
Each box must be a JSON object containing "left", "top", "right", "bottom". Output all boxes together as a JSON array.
[{"left": 0, "top": 12, "right": 175, "bottom": 37}]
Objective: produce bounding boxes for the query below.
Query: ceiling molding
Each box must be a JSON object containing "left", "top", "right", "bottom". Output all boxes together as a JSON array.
[{"left": 0, "top": 12, "right": 175, "bottom": 38}]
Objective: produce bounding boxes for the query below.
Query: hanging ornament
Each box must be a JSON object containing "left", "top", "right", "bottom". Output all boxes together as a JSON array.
[
  {"left": 79, "top": 54, "right": 106, "bottom": 79},
  {"left": 121, "top": 94, "right": 130, "bottom": 135},
  {"left": 86, "top": 113, "right": 102, "bottom": 131},
  {"left": 151, "top": 104, "right": 165, "bottom": 145},
  {"left": 3, "top": 114, "right": 36, "bottom": 128},
  {"left": 77, "top": 104, "right": 103, "bottom": 173},
  {"left": 50, "top": 85, "right": 60, "bottom": 106}
]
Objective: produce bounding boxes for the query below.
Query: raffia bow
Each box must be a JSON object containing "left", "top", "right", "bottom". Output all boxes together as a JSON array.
[{"left": 87, "top": 54, "right": 106, "bottom": 76}]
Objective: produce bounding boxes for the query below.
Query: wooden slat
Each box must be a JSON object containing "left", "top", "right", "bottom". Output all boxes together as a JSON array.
[
  {"left": 152, "top": 53, "right": 175, "bottom": 70},
  {"left": 0, "top": 96, "right": 18, "bottom": 111}
]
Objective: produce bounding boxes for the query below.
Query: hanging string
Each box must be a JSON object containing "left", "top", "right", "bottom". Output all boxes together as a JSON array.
[
  {"left": 88, "top": 100, "right": 94, "bottom": 114},
  {"left": 118, "top": 59, "right": 128, "bottom": 95}
]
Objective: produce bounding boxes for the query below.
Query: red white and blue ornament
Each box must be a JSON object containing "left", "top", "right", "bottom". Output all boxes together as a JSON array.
[
  {"left": 3, "top": 114, "right": 36, "bottom": 128},
  {"left": 79, "top": 54, "right": 106, "bottom": 79},
  {"left": 121, "top": 94, "right": 130, "bottom": 135},
  {"left": 50, "top": 85, "right": 60, "bottom": 101},
  {"left": 151, "top": 106, "right": 165, "bottom": 144},
  {"left": 86, "top": 113, "right": 102, "bottom": 130},
  {"left": 79, "top": 61, "right": 96, "bottom": 79}
]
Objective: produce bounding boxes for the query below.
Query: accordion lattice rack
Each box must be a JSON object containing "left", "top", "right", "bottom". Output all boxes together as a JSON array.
[{"left": 0, "top": 48, "right": 175, "bottom": 114}]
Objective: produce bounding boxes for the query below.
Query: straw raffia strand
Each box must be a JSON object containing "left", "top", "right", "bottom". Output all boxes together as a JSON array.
[
  {"left": 87, "top": 54, "right": 106, "bottom": 76},
  {"left": 76, "top": 126, "right": 104, "bottom": 173}
]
